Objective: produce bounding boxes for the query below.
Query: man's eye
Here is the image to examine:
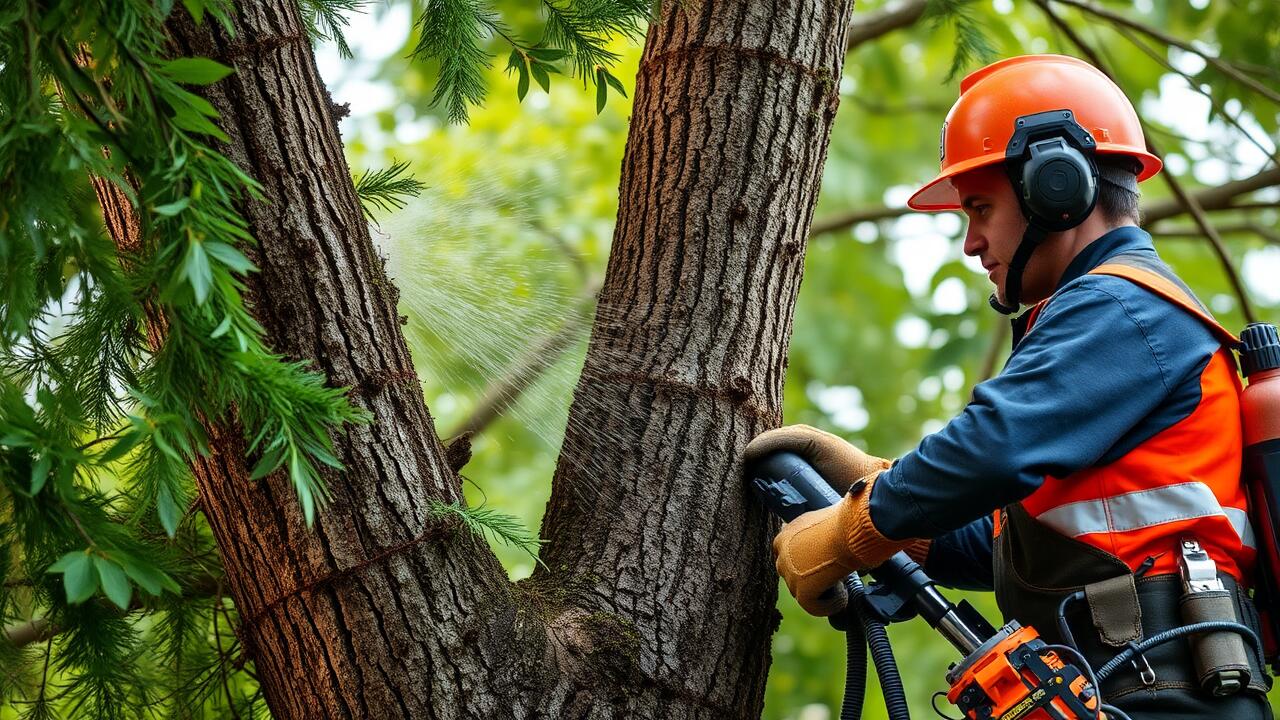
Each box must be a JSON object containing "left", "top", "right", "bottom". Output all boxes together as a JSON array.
[{"left": 975, "top": 205, "right": 991, "bottom": 216}]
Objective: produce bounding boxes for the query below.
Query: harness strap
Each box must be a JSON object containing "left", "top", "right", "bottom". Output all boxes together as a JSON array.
[{"left": 1088, "top": 253, "right": 1240, "bottom": 347}]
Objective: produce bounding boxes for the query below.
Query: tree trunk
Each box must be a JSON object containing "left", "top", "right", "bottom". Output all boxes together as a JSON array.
[
  {"left": 93, "top": 0, "right": 854, "bottom": 717},
  {"left": 533, "top": 0, "right": 853, "bottom": 715}
]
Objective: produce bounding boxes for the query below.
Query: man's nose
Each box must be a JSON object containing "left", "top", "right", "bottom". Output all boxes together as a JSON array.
[{"left": 962, "top": 225, "right": 984, "bottom": 257}]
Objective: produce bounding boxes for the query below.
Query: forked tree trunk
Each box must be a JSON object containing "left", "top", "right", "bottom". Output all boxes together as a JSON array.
[{"left": 94, "top": 0, "right": 854, "bottom": 717}]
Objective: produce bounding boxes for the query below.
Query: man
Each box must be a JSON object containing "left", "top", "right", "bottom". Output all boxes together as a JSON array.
[{"left": 746, "top": 55, "right": 1272, "bottom": 717}]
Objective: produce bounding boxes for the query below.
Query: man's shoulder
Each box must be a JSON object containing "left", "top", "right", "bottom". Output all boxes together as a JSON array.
[{"left": 1047, "top": 270, "right": 1222, "bottom": 378}]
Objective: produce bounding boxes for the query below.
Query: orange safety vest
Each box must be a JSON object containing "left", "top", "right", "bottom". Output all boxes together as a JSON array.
[{"left": 996, "top": 254, "right": 1255, "bottom": 584}]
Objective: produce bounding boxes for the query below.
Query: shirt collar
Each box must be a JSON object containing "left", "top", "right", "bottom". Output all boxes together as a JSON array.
[{"left": 1054, "top": 225, "right": 1155, "bottom": 292}]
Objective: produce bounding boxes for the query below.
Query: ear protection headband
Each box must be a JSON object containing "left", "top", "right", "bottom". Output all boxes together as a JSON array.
[
  {"left": 1005, "top": 109, "right": 1099, "bottom": 231},
  {"left": 987, "top": 109, "right": 1099, "bottom": 315}
]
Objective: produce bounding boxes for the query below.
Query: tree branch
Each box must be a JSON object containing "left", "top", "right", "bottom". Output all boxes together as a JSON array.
[
  {"left": 1151, "top": 222, "right": 1280, "bottom": 247},
  {"left": 3, "top": 571, "right": 221, "bottom": 650},
  {"left": 1142, "top": 167, "right": 1280, "bottom": 224},
  {"left": 846, "top": 0, "right": 928, "bottom": 52},
  {"left": 1048, "top": 0, "right": 1280, "bottom": 106},
  {"left": 1105, "top": 22, "right": 1280, "bottom": 169},
  {"left": 1036, "top": 0, "right": 1257, "bottom": 323}
]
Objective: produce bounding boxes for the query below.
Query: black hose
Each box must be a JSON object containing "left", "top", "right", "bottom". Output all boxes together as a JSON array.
[
  {"left": 841, "top": 597, "right": 868, "bottom": 720},
  {"left": 847, "top": 572, "right": 911, "bottom": 720},
  {"left": 1094, "top": 621, "right": 1263, "bottom": 682}
]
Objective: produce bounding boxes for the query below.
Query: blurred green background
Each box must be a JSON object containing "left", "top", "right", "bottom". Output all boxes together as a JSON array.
[{"left": 321, "top": 1, "right": 1280, "bottom": 717}]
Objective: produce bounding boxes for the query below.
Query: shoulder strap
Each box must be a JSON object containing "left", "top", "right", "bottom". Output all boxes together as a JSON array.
[{"left": 1087, "top": 251, "right": 1239, "bottom": 347}]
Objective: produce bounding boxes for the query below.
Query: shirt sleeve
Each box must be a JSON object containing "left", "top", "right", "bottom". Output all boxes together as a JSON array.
[
  {"left": 869, "top": 278, "right": 1178, "bottom": 541},
  {"left": 923, "top": 515, "right": 995, "bottom": 590}
]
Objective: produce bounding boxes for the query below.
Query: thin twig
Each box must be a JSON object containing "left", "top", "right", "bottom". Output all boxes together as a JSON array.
[
  {"left": 846, "top": 0, "right": 929, "bottom": 52},
  {"left": 213, "top": 583, "right": 242, "bottom": 720},
  {"left": 1151, "top": 223, "right": 1280, "bottom": 247},
  {"left": 1035, "top": 0, "right": 1257, "bottom": 323},
  {"left": 1049, "top": 0, "right": 1280, "bottom": 106},
  {"left": 1107, "top": 23, "right": 1280, "bottom": 168}
]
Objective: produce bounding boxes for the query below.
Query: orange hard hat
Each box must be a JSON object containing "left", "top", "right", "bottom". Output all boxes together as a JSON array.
[{"left": 908, "top": 54, "right": 1161, "bottom": 211}]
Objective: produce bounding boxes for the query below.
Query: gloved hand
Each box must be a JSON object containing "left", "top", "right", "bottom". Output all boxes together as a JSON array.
[
  {"left": 744, "top": 425, "right": 927, "bottom": 616},
  {"left": 743, "top": 424, "right": 892, "bottom": 495}
]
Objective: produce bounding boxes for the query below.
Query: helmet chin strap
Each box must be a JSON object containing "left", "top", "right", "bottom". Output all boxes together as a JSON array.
[{"left": 988, "top": 223, "right": 1050, "bottom": 315}]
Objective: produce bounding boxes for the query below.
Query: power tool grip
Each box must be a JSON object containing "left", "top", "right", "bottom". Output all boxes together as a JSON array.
[{"left": 746, "top": 451, "right": 844, "bottom": 521}]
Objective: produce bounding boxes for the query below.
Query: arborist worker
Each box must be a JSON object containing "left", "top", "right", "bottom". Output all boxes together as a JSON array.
[{"left": 746, "top": 54, "right": 1272, "bottom": 718}]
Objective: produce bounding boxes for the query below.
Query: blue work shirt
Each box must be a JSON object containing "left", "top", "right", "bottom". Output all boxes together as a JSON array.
[{"left": 868, "top": 226, "right": 1225, "bottom": 590}]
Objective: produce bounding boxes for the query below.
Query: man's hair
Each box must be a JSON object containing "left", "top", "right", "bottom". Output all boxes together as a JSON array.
[{"left": 1096, "top": 155, "right": 1142, "bottom": 226}]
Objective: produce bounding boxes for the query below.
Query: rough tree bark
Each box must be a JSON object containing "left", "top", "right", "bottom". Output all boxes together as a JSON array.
[{"left": 93, "top": 0, "right": 854, "bottom": 717}]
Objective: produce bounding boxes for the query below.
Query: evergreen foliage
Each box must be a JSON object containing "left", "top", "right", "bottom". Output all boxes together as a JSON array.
[
  {"left": 0, "top": 0, "right": 370, "bottom": 715},
  {"left": 413, "top": 0, "right": 651, "bottom": 122},
  {"left": 353, "top": 160, "right": 428, "bottom": 219}
]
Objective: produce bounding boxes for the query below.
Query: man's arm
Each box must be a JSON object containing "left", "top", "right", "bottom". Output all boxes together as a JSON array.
[
  {"left": 869, "top": 276, "right": 1201, "bottom": 541},
  {"left": 923, "top": 515, "right": 995, "bottom": 590}
]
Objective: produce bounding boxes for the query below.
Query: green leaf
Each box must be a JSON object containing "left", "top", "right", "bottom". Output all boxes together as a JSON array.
[
  {"left": 517, "top": 61, "right": 530, "bottom": 102},
  {"left": 153, "top": 198, "right": 190, "bottom": 216},
  {"left": 182, "top": 240, "right": 212, "bottom": 305},
  {"left": 152, "top": 430, "right": 183, "bottom": 462},
  {"left": 62, "top": 553, "right": 98, "bottom": 604},
  {"left": 99, "top": 430, "right": 143, "bottom": 464},
  {"left": 170, "top": 106, "right": 231, "bottom": 141},
  {"left": 47, "top": 551, "right": 84, "bottom": 574},
  {"left": 182, "top": 0, "right": 207, "bottom": 23},
  {"left": 531, "top": 63, "right": 550, "bottom": 94},
  {"left": 204, "top": 241, "right": 258, "bottom": 274},
  {"left": 249, "top": 444, "right": 285, "bottom": 480},
  {"left": 210, "top": 314, "right": 233, "bottom": 339},
  {"left": 157, "top": 484, "right": 181, "bottom": 538},
  {"left": 290, "top": 449, "right": 317, "bottom": 526},
  {"left": 527, "top": 47, "right": 568, "bottom": 62},
  {"left": 595, "top": 69, "right": 608, "bottom": 114},
  {"left": 602, "top": 68, "right": 627, "bottom": 98},
  {"left": 94, "top": 557, "right": 132, "bottom": 610},
  {"left": 30, "top": 454, "right": 50, "bottom": 495},
  {"left": 118, "top": 556, "right": 180, "bottom": 596},
  {"left": 161, "top": 57, "right": 234, "bottom": 85}
]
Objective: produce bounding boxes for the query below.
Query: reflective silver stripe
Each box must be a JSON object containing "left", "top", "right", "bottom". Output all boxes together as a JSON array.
[
  {"left": 1036, "top": 482, "right": 1255, "bottom": 550},
  {"left": 1224, "top": 507, "right": 1257, "bottom": 550}
]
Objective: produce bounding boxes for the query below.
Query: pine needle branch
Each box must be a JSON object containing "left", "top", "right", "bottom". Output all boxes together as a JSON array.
[
  {"left": 297, "top": 0, "right": 366, "bottom": 59},
  {"left": 427, "top": 499, "right": 545, "bottom": 567},
  {"left": 924, "top": 0, "right": 998, "bottom": 82},
  {"left": 353, "top": 161, "right": 428, "bottom": 219},
  {"left": 412, "top": 0, "right": 502, "bottom": 124}
]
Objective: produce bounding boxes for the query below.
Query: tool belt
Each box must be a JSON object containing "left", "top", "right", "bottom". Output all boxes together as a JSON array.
[
  {"left": 1062, "top": 573, "right": 1270, "bottom": 700},
  {"left": 994, "top": 503, "right": 1272, "bottom": 701}
]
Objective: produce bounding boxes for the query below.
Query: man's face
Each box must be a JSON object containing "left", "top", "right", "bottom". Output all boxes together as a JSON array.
[{"left": 953, "top": 166, "right": 1033, "bottom": 306}]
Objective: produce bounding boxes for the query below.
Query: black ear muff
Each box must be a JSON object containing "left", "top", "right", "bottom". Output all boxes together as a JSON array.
[
  {"left": 1005, "top": 109, "right": 1099, "bottom": 232},
  {"left": 1020, "top": 137, "right": 1097, "bottom": 230}
]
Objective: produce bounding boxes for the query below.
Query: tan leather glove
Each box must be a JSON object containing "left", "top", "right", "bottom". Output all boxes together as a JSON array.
[
  {"left": 745, "top": 425, "right": 929, "bottom": 616},
  {"left": 744, "top": 424, "right": 892, "bottom": 495}
]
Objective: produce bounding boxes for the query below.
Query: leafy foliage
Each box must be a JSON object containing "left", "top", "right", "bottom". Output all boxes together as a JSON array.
[
  {"left": 413, "top": 0, "right": 650, "bottom": 122},
  {"left": 0, "top": 0, "right": 366, "bottom": 715},
  {"left": 427, "top": 498, "right": 546, "bottom": 565}
]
